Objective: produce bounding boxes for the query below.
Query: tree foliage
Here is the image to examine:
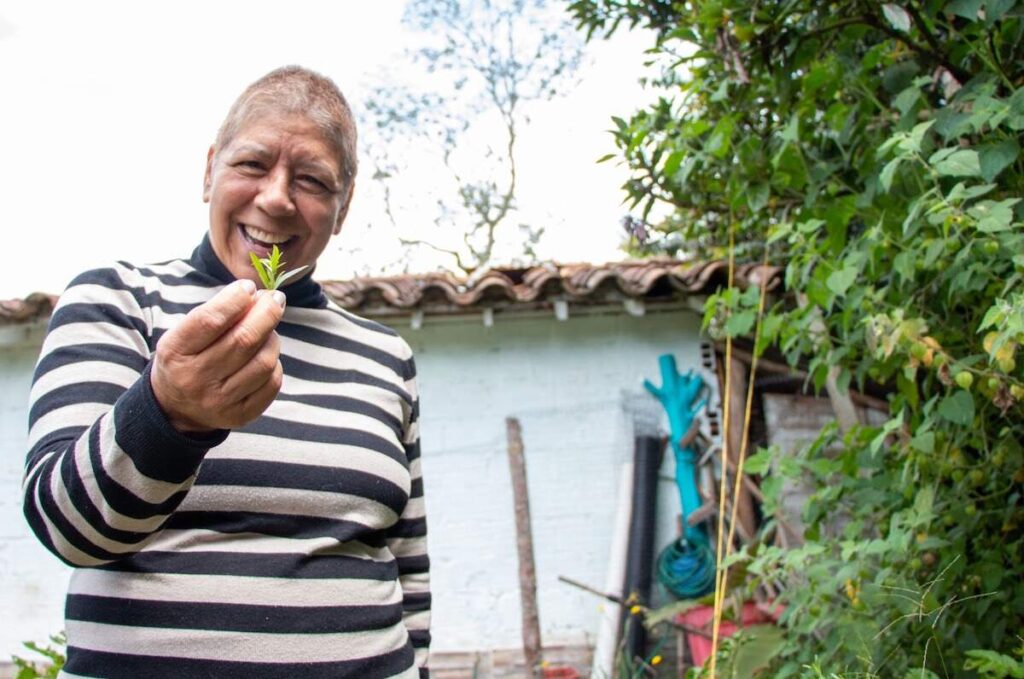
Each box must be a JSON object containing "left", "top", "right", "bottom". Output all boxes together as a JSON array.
[
  {"left": 570, "top": 0, "right": 1024, "bottom": 675},
  {"left": 364, "top": 0, "right": 583, "bottom": 276}
]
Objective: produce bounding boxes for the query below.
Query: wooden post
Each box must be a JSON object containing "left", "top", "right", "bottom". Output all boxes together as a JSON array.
[
  {"left": 723, "top": 355, "right": 758, "bottom": 541},
  {"left": 506, "top": 417, "right": 542, "bottom": 678}
]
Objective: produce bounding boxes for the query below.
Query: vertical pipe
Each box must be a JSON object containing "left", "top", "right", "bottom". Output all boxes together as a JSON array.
[
  {"left": 506, "top": 417, "right": 542, "bottom": 678},
  {"left": 590, "top": 461, "right": 634, "bottom": 679},
  {"left": 621, "top": 435, "right": 663, "bottom": 663}
]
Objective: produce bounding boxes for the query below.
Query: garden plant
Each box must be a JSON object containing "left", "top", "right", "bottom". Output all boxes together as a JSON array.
[{"left": 569, "top": 0, "right": 1024, "bottom": 676}]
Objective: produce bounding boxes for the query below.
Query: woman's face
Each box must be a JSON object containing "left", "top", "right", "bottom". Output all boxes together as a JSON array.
[{"left": 203, "top": 111, "right": 353, "bottom": 284}]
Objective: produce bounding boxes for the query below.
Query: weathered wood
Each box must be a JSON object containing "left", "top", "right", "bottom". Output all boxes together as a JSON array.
[
  {"left": 717, "top": 343, "right": 888, "bottom": 413},
  {"left": 723, "top": 355, "right": 758, "bottom": 541},
  {"left": 506, "top": 417, "right": 542, "bottom": 678}
]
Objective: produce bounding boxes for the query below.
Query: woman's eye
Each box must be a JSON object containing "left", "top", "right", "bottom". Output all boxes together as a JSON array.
[{"left": 298, "top": 175, "right": 328, "bottom": 191}]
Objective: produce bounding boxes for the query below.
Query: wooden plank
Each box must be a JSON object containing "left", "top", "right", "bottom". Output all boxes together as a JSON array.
[{"left": 506, "top": 417, "right": 542, "bottom": 678}]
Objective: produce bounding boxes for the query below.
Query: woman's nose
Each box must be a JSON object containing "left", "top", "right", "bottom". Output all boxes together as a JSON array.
[{"left": 255, "top": 168, "right": 296, "bottom": 217}]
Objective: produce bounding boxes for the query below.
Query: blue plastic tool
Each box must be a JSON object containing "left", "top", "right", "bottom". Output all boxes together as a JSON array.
[{"left": 644, "top": 354, "right": 716, "bottom": 598}]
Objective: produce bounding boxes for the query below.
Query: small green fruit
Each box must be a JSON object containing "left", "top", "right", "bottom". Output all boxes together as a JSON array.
[{"left": 954, "top": 371, "right": 974, "bottom": 389}]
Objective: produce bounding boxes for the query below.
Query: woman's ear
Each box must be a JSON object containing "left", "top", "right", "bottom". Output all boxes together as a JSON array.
[
  {"left": 202, "top": 145, "right": 216, "bottom": 203},
  {"left": 333, "top": 181, "right": 356, "bottom": 235}
]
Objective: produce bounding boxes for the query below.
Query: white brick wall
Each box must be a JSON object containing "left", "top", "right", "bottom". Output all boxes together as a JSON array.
[
  {"left": 404, "top": 308, "right": 704, "bottom": 651},
  {"left": 0, "top": 326, "right": 71, "bottom": 662},
  {"left": 0, "top": 307, "right": 705, "bottom": 659}
]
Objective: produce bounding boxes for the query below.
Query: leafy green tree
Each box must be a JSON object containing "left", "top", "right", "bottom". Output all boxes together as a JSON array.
[{"left": 570, "top": 1, "right": 1024, "bottom": 675}]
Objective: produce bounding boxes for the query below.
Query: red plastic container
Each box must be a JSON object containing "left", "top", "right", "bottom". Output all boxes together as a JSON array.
[
  {"left": 677, "top": 602, "right": 780, "bottom": 666},
  {"left": 541, "top": 666, "right": 580, "bottom": 679}
]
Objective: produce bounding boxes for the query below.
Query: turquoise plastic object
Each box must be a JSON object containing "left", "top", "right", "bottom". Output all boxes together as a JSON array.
[
  {"left": 644, "top": 354, "right": 716, "bottom": 598},
  {"left": 643, "top": 354, "right": 706, "bottom": 543}
]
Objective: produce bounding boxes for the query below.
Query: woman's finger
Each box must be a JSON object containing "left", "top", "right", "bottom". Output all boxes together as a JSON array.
[
  {"left": 235, "top": 358, "right": 285, "bottom": 425},
  {"left": 205, "top": 290, "right": 286, "bottom": 378},
  {"left": 219, "top": 332, "right": 281, "bottom": 403},
  {"left": 160, "top": 280, "right": 257, "bottom": 356}
]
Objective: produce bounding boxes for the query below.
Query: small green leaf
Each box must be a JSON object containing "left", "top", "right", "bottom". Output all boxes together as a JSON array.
[
  {"left": 969, "top": 198, "right": 1020, "bottom": 233},
  {"left": 978, "top": 138, "right": 1020, "bottom": 182},
  {"left": 938, "top": 390, "right": 975, "bottom": 426},
  {"left": 273, "top": 266, "right": 310, "bottom": 288},
  {"left": 249, "top": 252, "right": 273, "bottom": 289},
  {"left": 932, "top": 149, "right": 982, "bottom": 177},
  {"left": 826, "top": 266, "right": 858, "bottom": 297},
  {"left": 745, "top": 448, "right": 773, "bottom": 475},
  {"left": 724, "top": 309, "right": 756, "bottom": 337},
  {"left": 882, "top": 4, "right": 911, "bottom": 31},
  {"left": 910, "top": 430, "right": 935, "bottom": 454},
  {"left": 947, "top": 0, "right": 982, "bottom": 19},
  {"left": 880, "top": 157, "right": 901, "bottom": 192}
]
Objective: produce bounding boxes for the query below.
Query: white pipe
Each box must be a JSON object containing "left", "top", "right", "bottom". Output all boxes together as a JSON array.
[{"left": 591, "top": 461, "right": 634, "bottom": 679}]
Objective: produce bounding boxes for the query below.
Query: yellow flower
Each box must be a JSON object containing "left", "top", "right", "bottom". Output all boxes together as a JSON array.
[
  {"left": 651, "top": 655, "right": 663, "bottom": 666},
  {"left": 630, "top": 605, "right": 642, "bottom": 615}
]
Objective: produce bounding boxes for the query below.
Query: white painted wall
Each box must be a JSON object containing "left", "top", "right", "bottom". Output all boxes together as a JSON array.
[
  {"left": 0, "top": 307, "right": 706, "bottom": 659},
  {"left": 404, "top": 308, "right": 706, "bottom": 652},
  {"left": 0, "top": 324, "right": 71, "bottom": 660}
]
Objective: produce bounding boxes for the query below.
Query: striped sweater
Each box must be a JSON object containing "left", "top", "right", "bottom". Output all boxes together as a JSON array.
[{"left": 23, "top": 236, "right": 430, "bottom": 678}]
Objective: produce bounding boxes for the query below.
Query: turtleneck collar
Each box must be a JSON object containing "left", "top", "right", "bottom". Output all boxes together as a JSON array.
[{"left": 189, "top": 233, "right": 327, "bottom": 309}]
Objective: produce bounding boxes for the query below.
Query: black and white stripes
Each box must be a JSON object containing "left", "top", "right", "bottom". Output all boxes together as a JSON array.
[{"left": 23, "top": 237, "right": 429, "bottom": 678}]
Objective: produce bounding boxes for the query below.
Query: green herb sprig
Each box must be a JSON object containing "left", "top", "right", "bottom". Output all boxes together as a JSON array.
[{"left": 249, "top": 245, "right": 308, "bottom": 290}]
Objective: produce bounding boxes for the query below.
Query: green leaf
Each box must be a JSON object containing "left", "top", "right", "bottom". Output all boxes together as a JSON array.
[
  {"left": 1008, "top": 88, "right": 1024, "bottom": 130},
  {"left": 882, "top": 4, "right": 911, "bottom": 32},
  {"left": 724, "top": 309, "right": 756, "bottom": 337},
  {"left": 745, "top": 448, "right": 772, "bottom": 475},
  {"left": 903, "top": 669, "right": 940, "bottom": 679},
  {"left": 964, "top": 649, "right": 1024, "bottom": 677},
  {"left": 969, "top": 198, "right": 1021, "bottom": 233},
  {"left": 932, "top": 149, "right": 981, "bottom": 177},
  {"left": 747, "top": 183, "right": 770, "bottom": 212},
  {"left": 273, "top": 265, "right": 310, "bottom": 288},
  {"left": 662, "top": 150, "right": 684, "bottom": 177},
  {"left": 893, "top": 251, "right": 915, "bottom": 283},
  {"left": 780, "top": 114, "right": 799, "bottom": 143},
  {"left": 893, "top": 86, "right": 920, "bottom": 116},
  {"left": 947, "top": 0, "right": 982, "bottom": 19},
  {"left": 938, "top": 390, "right": 975, "bottom": 426},
  {"left": 880, "top": 157, "right": 902, "bottom": 192},
  {"left": 913, "top": 486, "right": 935, "bottom": 518},
  {"left": 984, "top": 0, "right": 1015, "bottom": 25},
  {"left": 826, "top": 266, "right": 858, "bottom": 297},
  {"left": 911, "top": 430, "right": 935, "bottom": 454},
  {"left": 978, "top": 138, "right": 1020, "bottom": 182},
  {"left": 722, "top": 625, "right": 785, "bottom": 678},
  {"left": 249, "top": 252, "right": 273, "bottom": 290},
  {"left": 705, "top": 116, "right": 735, "bottom": 158}
]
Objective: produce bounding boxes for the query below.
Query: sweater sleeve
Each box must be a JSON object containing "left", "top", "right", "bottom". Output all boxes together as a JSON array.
[
  {"left": 23, "top": 265, "right": 228, "bottom": 567},
  {"left": 386, "top": 354, "right": 431, "bottom": 677}
]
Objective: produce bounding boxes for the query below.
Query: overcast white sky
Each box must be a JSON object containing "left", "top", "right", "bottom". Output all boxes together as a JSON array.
[{"left": 0, "top": 1, "right": 653, "bottom": 298}]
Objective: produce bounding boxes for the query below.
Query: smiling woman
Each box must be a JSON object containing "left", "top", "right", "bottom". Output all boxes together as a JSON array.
[{"left": 22, "top": 66, "right": 430, "bottom": 679}]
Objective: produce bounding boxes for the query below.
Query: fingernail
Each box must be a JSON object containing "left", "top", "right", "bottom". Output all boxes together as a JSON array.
[
  {"left": 272, "top": 290, "right": 286, "bottom": 308},
  {"left": 238, "top": 279, "right": 256, "bottom": 295}
]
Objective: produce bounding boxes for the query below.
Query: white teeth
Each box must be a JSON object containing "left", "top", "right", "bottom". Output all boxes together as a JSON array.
[{"left": 243, "top": 224, "right": 290, "bottom": 244}]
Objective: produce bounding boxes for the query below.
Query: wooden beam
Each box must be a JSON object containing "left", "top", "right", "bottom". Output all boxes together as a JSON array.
[{"left": 506, "top": 418, "right": 542, "bottom": 678}]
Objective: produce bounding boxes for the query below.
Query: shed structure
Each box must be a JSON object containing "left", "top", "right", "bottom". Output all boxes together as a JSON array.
[{"left": 0, "top": 259, "right": 779, "bottom": 677}]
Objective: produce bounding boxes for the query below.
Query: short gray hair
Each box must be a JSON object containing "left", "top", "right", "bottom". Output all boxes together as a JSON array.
[{"left": 216, "top": 65, "right": 358, "bottom": 187}]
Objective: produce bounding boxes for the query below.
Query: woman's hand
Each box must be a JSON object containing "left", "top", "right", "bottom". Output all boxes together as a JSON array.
[{"left": 150, "top": 279, "right": 286, "bottom": 433}]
